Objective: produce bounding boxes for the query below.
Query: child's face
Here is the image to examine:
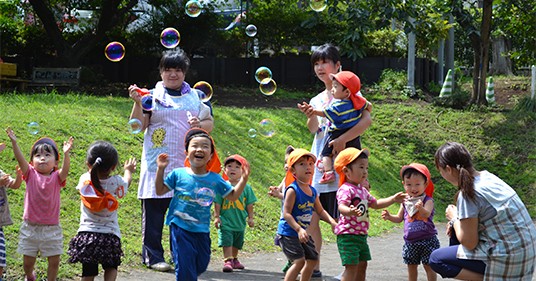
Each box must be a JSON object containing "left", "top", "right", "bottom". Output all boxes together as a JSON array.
[
  {"left": 160, "top": 67, "right": 185, "bottom": 90},
  {"left": 32, "top": 148, "right": 58, "bottom": 174},
  {"left": 332, "top": 80, "right": 349, "bottom": 100},
  {"left": 344, "top": 158, "right": 368, "bottom": 185},
  {"left": 185, "top": 136, "right": 212, "bottom": 169},
  {"left": 291, "top": 156, "right": 315, "bottom": 183},
  {"left": 224, "top": 160, "right": 242, "bottom": 182},
  {"left": 403, "top": 173, "right": 427, "bottom": 197}
]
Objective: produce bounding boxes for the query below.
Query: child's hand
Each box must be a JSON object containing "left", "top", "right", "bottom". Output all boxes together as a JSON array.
[
  {"left": 0, "top": 174, "right": 10, "bottom": 187},
  {"left": 381, "top": 209, "right": 390, "bottom": 220},
  {"left": 214, "top": 217, "right": 221, "bottom": 229},
  {"left": 415, "top": 199, "right": 424, "bottom": 210},
  {"left": 0, "top": 143, "right": 5, "bottom": 153},
  {"left": 156, "top": 153, "right": 169, "bottom": 169},
  {"left": 297, "top": 228, "right": 308, "bottom": 243},
  {"left": 124, "top": 157, "right": 137, "bottom": 172},
  {"left": 63, "top": 136, "right": 74, "bottom": 153},
  {"left": 240, "top": 162, "right": 250, "bottom": 182},
  {"left": 268, "top": 186, "right": 280, "bottom": 198},
  {"left": 297, "top": 102, "right": 314, "bottom": 118},
  {"left": 349, "top": 205, "right": 363, "bottom": 217},
  {"left": 247, "top": 217, "right": 254, "bottom": 227},
  {"left": 6, "top": 127, "right": 16, "bottom": 142},
  {"left": 392, "top": 192, "right": 407, "bottom": 204},
  {"left": 187, "top": 116, "right": 201, "bottom": 128},
  {"left": 361, "top": 179, "right": 371, "bottom": 191}
]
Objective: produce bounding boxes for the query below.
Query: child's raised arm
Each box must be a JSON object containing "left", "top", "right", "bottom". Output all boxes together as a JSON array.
[
  {"left": 5, "top": 128, "right": 29, "bottom": 174},
  {"left": 224, "top": 163, "right": 250, "bottom": 201},
  {"left": 370, "top": 191, "right": 406, "bottom": 209},
  {"left": 381, "top": 205, "right": 404, "bottom": 223},
  {"left": 58, "top": 136, "right": 74, "bottom": 182},
  {"left": 123, "top": 157, "right": 137, "bottom": 187},
  {"left": 155, "top": 153, "right": 170, "bottom": 195}
]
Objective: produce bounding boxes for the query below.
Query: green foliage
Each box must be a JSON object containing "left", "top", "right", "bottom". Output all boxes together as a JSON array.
[
  {"left": 515, "top": 96, "right": 536, "bottom": 113},
  {"left": 364, "top": 28, "right": 406, "bottom": 57},
  {"left": 432, "top": 87, "right": 471, "bottom": 109}
]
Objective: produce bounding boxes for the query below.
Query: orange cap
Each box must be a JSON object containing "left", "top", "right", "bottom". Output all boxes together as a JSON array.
[
  {"left": 284, "top": 149, "right": 316, "bottom": 187},
  {"left": 183, "top": 128, "right": 221, "bottom": 174},
  {"left": 400, "top": 163, "right": 434, "bottom": 197},
  {"left": 222, "top": 154, "right": 249, "bottom": 181},
  {"left": 334, "top": 147, "right": 370, "bottom": 187}
]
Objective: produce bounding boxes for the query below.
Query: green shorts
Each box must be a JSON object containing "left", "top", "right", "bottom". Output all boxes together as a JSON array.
[
  {"left": 337, "top": 234, "right": 371, "bottom": 266},
  {"left": 217, "top": 229, "right": 245, "bottom": 249}
]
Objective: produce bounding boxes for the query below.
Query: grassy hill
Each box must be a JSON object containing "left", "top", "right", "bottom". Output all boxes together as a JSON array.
[{"left": 0, "top": 87, "right": 534, "bottom": 279}]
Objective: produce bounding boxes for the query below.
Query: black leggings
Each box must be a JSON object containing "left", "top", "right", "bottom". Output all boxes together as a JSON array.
[{"left": 82, "top": 263, "right": 118, "bottom": 277}]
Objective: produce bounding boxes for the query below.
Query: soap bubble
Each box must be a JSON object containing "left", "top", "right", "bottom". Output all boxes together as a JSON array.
[
  {"left": 310, "top": 0, "right": 327, "bottom": 12},
  {"left": 104, "top": 42, "right": 125, "bottom": 62},
  {"left": 185, "top": 0, "right": 202, "bottom": 17},
  {"left": 259, "top": 78, "right": 277, "bottom": 96},
  {"left": 247, "top": 128, "right": 257, "bottom": 138},
  {"left": 27, "top": 122, "right": 40, "bottom": 135},
  {"left": 160, "top": 27, "right": 180, "bottom": 48},
  {"left": 258, "top": 119, "right": 275, "bottom": 137},
  {"left": 128, "top": 119, "right": 143, "bottom": 134},
  {"left": 193, "top": 81, "right": 213, "bottom": 102},
  {"left": 255, "top": 67, "right": 272, "bottom": 83},
  {"left": 245, "top": 24, "right": 257, "bottom": 37},
  {"left": 196, "top": 187, "right": 214, "bottom": 206},
  {"left": 141, "top": 95, "right": 154, "bottom": 111}
]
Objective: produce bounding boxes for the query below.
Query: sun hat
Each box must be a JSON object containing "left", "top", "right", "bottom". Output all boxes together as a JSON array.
[
  {"left": 329, "top": 71, "right": 367, "bottom": 110},
  {"left": 284, "top": 148, "right": 316, "bottom": 187},
  {"left": 222, "top": 154, "right": 249, "bottom": 181},
  {"left": 400, "top": 163, "right": 434, "bottom": 197},
  {"left": 334, "top": 147, "right": 370, "bottom": 186},
  {"left": 183, "top": 128, "right": 221, "bottom": 174}
]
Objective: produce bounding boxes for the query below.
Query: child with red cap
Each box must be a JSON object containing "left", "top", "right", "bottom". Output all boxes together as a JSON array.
[
  {"left": 5, "top": 127, "right": 74, "bottom": 281},
  {"left": 298, "top": 71, "right": 371, "bottom": 184},
  {"left": 154, "top": 128, "right": 249, "bottom": 281},
  {"left": 214, "top": 154, "right": 257, "bottom": 273},
  {"left": 381, "top": 163, "right": 439, "bottom": 281},
  {"left": 333, "top": 147, "right": 406, "bottom": 281}
]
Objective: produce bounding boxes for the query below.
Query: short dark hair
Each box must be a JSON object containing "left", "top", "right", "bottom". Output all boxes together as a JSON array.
[
  {"left": 311, "top": 43, "right": 341, "bottom": 66},
  {"left": 185, "top": 131, "right": 214, "bottom": 153},
  {"left": 159, "top": 48, "right": 190, "bottom": 73}
]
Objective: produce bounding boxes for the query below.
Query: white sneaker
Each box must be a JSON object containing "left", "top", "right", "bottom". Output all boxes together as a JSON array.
[
  {"left": 150, "top": 261, "right": 171, "bottom": 272},
  {"left": 334, "top": 271, "right": 343, "bottom": 280}
]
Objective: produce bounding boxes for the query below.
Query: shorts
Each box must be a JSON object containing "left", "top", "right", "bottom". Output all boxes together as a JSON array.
[
  {"left": 17, "top": 221, "right": 63, "bottom": 257},
  {"left": 321, "top": 129, "right": 361, "bottom": 157},
  {"left": 319, "top": 191, "right": 339, "bottom": 219},
  {"left": 0, "top": 227, "right": 5, "bottom": 267},
  {"left": 337, "top": 234, "right": 371, "bottom": 266},
  {"left": 217, "top": 229, "right": 245, "bottom": 249},
  {"left": 278, "top": 235, "right": 318, "bottom": 261},
  {"left": 403, "top": 236, "right": 440, "bottom": 265}
]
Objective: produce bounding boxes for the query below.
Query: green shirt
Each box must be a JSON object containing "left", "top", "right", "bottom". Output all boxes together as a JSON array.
[{"left": 215, "top": 183, "right": 257, "bottom": 231}]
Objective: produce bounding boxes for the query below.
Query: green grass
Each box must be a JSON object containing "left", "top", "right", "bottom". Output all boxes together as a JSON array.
[{"left": 0, "top": 89, "right": 534, "bottom": 279}]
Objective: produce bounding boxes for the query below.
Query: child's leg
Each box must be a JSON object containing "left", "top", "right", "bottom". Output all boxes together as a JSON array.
[
  {"left": 222, "top": 246, "right": 233, "bottom": 260},
  {"left": 423, "top": 264, "right": 437, "bottom": 281},
  {"left": 103, "top": 267, "right": 118, "bottom": 281},
  {"left": 300, "top": 259, "right": 318, "bottom": 281},
  {"left": 285, "top": 258, "right": 304, "bottom": 281},
  {"left": 23, "top": 255, "right": 37, "bottom": 280},
  {"left": 407, "top": 264, "right": 418, "bottom": 281},
  {"left": 231, "top": 246, "right": 239, "bottom": 258},
  {"left": 355, "top": 261, "right": 367, "bottom": 281},
  {"left": 322, "top": 156, "right": 333, "bottom": 172},
  {"left": 340, "top": 264, "right": 358, "bottom": 281},
  {"left": 46, "top": 255, "right": 60, "bottom": 281}
]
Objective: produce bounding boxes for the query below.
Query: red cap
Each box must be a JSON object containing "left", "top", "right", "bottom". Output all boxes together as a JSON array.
[
  {"left": 330, "top": 71, "right": 361, "bottom": 95},
  {"left": 222, "top": 154, "right": 249, "bottom": 181},
  {"left": 400, "top": 163, "right": 434, "bottom": 197}
]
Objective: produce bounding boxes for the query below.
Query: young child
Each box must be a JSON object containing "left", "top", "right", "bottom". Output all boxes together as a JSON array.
[
  {"left": 0, "top": 142, "right": 22, "bottom": 281},
  {"left": 67, "top": 141, "right": 136, "bottom": 281},
  {"left": 154, "top": 128, "right": 249, "bottom": 280},
  {"left": 276, "top": 148, "right": 337, "bottom": 281},
  {"left": 381, "top": 163, "right": 439, "bottom": 281},
  {"left": 5, "top": 128, "right": 73, "bottom": 281},
  {"left": 214, "top": 154, "right": 257, "bottom": 272},
  {"left": 298, "top": 71, "right": 371, "bottom": 184},
  {"left": 333, "top": 147, "right": 406, "bottom": 281}
]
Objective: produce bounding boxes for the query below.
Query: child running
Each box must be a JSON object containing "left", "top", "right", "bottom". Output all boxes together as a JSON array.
[
  {"left": 154, "top": 128, "right": 249, "bottom": 280},
  {"left": 67, "top": 141, "right": 136, "bottom": 281},
  {"left": 276, "top": 148, "right": 337, "bottom": 281},
  {"left": 382, "top": 163, "right": 439, "bottom": 281},
  {"left": 333, "top": 147, "right": 405, "bottom": 281},
  {"left": 0, "top": 142, "right": 22, "bottom": 281},
  {"left": 6, "top": 128, "right": 73, "bottom": 281},
  {"left": 214, "top": 154, "right": 257, "bottom": 272},
  {"left": 298, "top": 71, "right": 371, "bottom": 184}
]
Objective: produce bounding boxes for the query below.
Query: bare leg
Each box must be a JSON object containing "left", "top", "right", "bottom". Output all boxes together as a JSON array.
[
  {"left": 455, "top": 269, "right": 483, "bottom": 281},
  {"left": 307, "top": 213, "right": 322, "bottom": 272},
  {"left": 81, "top": 276, "right": 96, "bottom": 281},
  {"left": 285, "top": 258, "right": 305, "bottom": 281},
  {"left": 223, "top": 246, "right": 233, "bottom": 260},
  {"left": 46, "top": 255, "right": 60, "bottom": 281},
  {"left": 340, "top": 264, "right": 358, "bottom": 281},
  {"left": 300, "top": 259, "right": 317, "bottom": 281},
  {"left": 407, "top": 264, "right": 418, "bottom": 281},
  {"left": 232, "top": 247, "right": 239, "bottom": 258},
  {"left": 23, "top": 255, "right": 36, "bottom": 280},
  {"left": 423, "top": 264, "right": 437, "bottom": 281},
  {"left": 355, "top": 261, "right": 367, "bottom": 281},
  {"left": 104, "top": 268, "right": 118, "bottom": 281},
  {"left": 322, "top": 156, "right": 333, "bottom": 172}
]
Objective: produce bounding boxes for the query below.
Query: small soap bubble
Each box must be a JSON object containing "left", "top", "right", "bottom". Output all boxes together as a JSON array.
[
  {"left": 160, "top": 27, "right": 181, "bottom": 48},
  {"left": 247, "top": 128, "right": 257, "bottom": 138},
  {"left": 27, "top": 122, "right": 40, "bottom": 135},
  {"left": 245, "top": 24, "right": 257, "bottom": 37},
  {"left": 104, "top": 42, "right": 125, "bottom": 62},
  {"left": 258, "top": 119, "right": 275, "bottom": 137},
  {"left": 193, "top": 81, "right": 213, "bottom": 102},
  {"left": 255, "top": 67, "right": 272, "bottom": 83},
  {"left": 141, "top": 95, "right": 154, "bottom": 111},
  {"left": 185, "top": 0, "right": 202, "bottom": 17},
  {"left": 259, "top": 78, "right": 277, "bottom": 96},
  {"left": 310, "top": 0, "right": 327, "bottom": 12},
  {"left": 196, "top": 187, "right": 214, "bottom": 206},
  {"left": 128, "top": 118, "right": 143, "bottom": 134}
]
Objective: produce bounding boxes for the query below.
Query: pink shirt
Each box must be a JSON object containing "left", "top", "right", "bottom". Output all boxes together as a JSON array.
[
  {"left": 23, "top": 165, "right": 65, "bottom": 225},
  {"left": 334, "top": 182, "right": 377, "bottom": 235}
]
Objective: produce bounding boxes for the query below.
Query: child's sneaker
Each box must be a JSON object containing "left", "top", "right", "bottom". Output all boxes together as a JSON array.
[
  {"left": 319, "top": 171, "right": 335, "bottom": 184},
  {"left": 232, "top": 258, "right": 245, "bottom": 269},
  {"left": 222, "top": 259, "right": 233, "bottom": 272}
]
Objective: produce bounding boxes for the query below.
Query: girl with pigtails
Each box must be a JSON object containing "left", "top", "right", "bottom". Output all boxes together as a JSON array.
[
  {"left": 429, "top": 142, "right": 536, "bottom": 280},
  {"left": 67, "top": 141, "right": 136, "bottom": 281}
]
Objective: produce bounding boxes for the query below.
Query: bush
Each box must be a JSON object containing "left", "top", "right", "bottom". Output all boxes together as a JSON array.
[
  {"left": 515, "top": 96, "right": 536, "bottom": 113},
  {"left": 432, "top": 87, "right": 471, "bottom": 109}
]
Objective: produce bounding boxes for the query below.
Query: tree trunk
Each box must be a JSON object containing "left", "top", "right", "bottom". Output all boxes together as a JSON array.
[
  {"left": 490, "top": 36, "right": 513, "bottom": 75},
  {"left": 469, "top": 0, "right": 493, "bottom": 105}
]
